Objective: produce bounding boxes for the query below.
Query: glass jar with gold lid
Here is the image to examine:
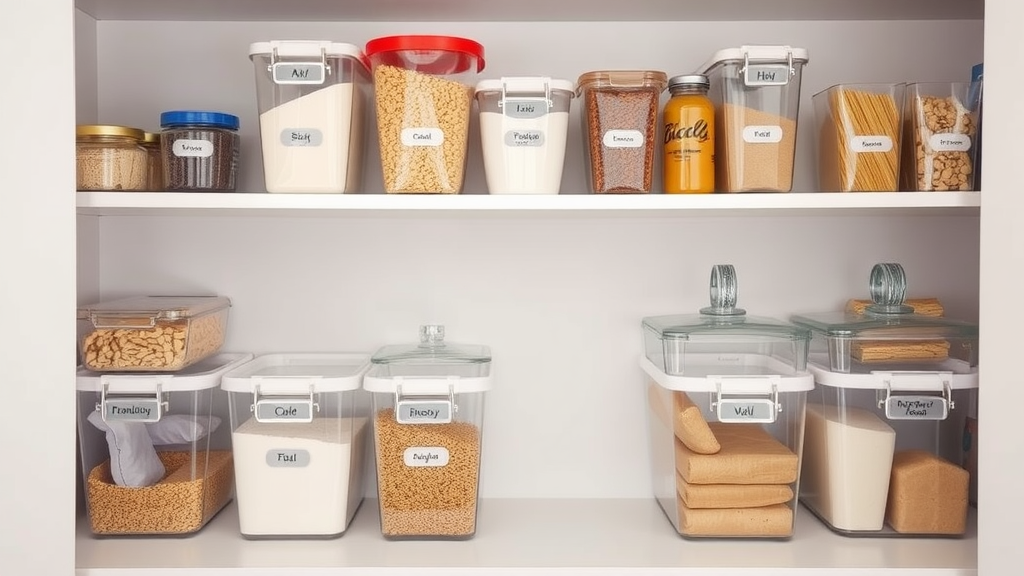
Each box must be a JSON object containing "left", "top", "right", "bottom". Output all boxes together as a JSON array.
[
  {"left": 76, "top": 125, "right": 148, "bottom": 191},
  {"left": 141, "top": 131, "right": 163, "bottom": 191}
]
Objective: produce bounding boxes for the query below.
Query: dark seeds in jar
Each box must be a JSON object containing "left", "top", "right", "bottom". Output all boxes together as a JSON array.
[
  {"left": 161, "top": 129, "right": 240, "bottom": 191},
  {"left": 584, "top": 87, "right": 661, "bottom": 193}
]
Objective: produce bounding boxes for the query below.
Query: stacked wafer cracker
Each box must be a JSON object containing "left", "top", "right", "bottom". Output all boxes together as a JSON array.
[
  {"left": 845, "top": 297, "right": 952, "bottom": 364},
  {"left": 669, "top": 392, "right": 798, "bottom": 537}
]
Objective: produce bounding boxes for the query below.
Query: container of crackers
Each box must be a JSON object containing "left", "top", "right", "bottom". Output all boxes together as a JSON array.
[
  {"left": 789, "top": 263, "right": 978, "bottom": 537},
  {"left": 641, "top": 265, "right": 814, "bottom": 539},
  {"left": 77, "top": 296, "right": 231, "bottom": 372}
]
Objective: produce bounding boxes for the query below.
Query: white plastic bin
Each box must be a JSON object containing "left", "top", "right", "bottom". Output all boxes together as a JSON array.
[
  {"left": 76, "top": 353, "right": 251, "bottom": 536},
  {"left": 474, "top": 77, "right": 574, "bottom": 194},
  {"left": 249, "top": 41, "right": 372, "bottom": 193},
  {"left": 221, "top": 353, "right": 371, "bottom": 539}
]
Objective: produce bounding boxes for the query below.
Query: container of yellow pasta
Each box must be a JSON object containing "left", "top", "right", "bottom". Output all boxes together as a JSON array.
[{"left": 813, "top": 83, "right": 906, "bottom": 192}]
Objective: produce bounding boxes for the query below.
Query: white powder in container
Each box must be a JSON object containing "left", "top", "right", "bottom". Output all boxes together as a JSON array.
[
  {"left": 478, "top": 110, "right": 569, "bottom": 194},
  {"left": 259, "top": 83, "right": 365, "bottom": 193},
  {"left": 232, "top": 416, "right": 368, "bottom": 537}
]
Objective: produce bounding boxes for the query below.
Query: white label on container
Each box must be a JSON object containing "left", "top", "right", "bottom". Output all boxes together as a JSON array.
[
  {"left": 103, "top": 399, "right": 161, "bottom": 423},
  {"left": 503, "top": 99, "right": 548, "bottom": 119},
  {"left": 397, "top": 400, "right": 452, "bottom": 424},
  {"left": 744, "top": 64, "right": 791, "bottom": 86},
  {"left": 504, "top": 130, "right": 545, "bottom": 147},
  {"left": 603, "top": 129, "right": 644, "bottom": 148},
  {"left": 929, "top": 133, "right": 972, "bottom": 152},
  {"left": 266, "top": 449, "right": 311, "bottom": 467},
  {"left": 716, "top": 398, "right": 777, "bottom": 424},
  {"left": 404, "top": 447, "right": 450, "bottom": 467},
  {"left": 271, "top": 63, "right": 326, "bottom": 85},
  {"left": 885, "top": 396, "right": 949, "bottom": 421},
  {"left": 172, "top": 139, "right": 214, "bottom": 158},
  {"left": 742, "top": 126, "right": 783, "bottom": 143},
  {"left": 401, "top": 128, "right": 444, "bottom": 147},
  {"left": 851, "top": 135, "right": 894, "bottom": 152},
  {"left": 255, "top": 400, "right": 313, "bottom": 423},
  {"left": 280, "top": 128, "right": 323, "bottom": 147}
]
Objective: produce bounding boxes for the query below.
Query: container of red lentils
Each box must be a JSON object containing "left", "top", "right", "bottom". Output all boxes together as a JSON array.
[
  {"left": 362, "top": 325, "right": 492, "bottom": 540},
  {"left": 364, "top": 35, "right": 485, "bottom": 194}
]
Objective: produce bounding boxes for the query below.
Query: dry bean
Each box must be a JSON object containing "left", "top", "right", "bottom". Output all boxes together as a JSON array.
[{"left": 86, "top": 450, "right": 233, "bottom": 535}]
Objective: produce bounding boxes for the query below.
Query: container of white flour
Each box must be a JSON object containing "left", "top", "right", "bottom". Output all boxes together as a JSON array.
[
  {"left": 249, "top": 41, "right": 371, "bottom": 193},
  {"left": 475, "top": 77, "right": 574, "bottom": 194},
  {"left": 221, "top": 353, "right": 371, "bottom": 539}
]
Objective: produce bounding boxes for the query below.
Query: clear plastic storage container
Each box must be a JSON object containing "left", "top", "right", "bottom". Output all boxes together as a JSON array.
[
  {"left": 900, "top": 82, "right": 979, "bottom": 191},
  {"left": 697, "top": 45, "right": 808, "bottom": 192},
  {"left": 813, "top": 83, "right": 906, "bottom": 192},
  {"left": 365, "top": 35, "right": 485, "bottom": 194},
  {"left": 221, "top": 353, "right": 371, "bottom": 539},
  {"left": 160, "top": 110, "right": 240, "bottom": 191},
  {"left": 77, "top": 296, "right": 231, "bottom": 372},
  {"left": 791, "top": 263, "right": 978, "bottom": 537},
  {"left": 642, "top": 265, "right": 813, "bottom": 539},
  {"left": 363, "top": 325, "right": 492, "bottom": 540},
  {"left": 576, "top": 70, "right": 667, "bottom": 193},
  {"left": 76, "top": 353, "right": 251, "bottom": 536},
  {"left": 249, "top": 41, "right": 372, "bottom": 193},
  {"left": 475, "top": 76, "right": 574, "bottom": 194}
]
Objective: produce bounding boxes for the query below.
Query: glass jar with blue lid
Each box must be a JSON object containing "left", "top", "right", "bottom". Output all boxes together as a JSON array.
[{"left": 160, "top": 110, "right": 240, "bottom": 191}]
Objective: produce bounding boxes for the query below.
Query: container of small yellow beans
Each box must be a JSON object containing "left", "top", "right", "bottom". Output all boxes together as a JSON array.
[
  {"left": 364, "top": 35, "right": 485, "bottom": 194},
  {"left": 362, "top": 325, "right": 492, "bottom": 540}
]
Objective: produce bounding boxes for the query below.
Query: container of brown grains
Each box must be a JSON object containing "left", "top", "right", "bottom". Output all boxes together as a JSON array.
[
  {"left": 77, "top": 295, "right": 231, "bottom": 372},
  {"left": 577, "top": 70, "right": 667, "bottom": 193},
  {"left": 76, "top": 352, "right": 252, "bottom": 536},
  {"left": 899, "top": 82, "right": 979, "bottom": 192},
  {"left": 76, "top": 125, "right": 149, "bottom": 191},
  {"left": 362, "top": 325, "right": 492, "bottom": 540},
  {"left": 160, "top": 110, "right": 240, "bottom": 191},
  {"left": 697, "top": 45, "right": 808, "bottom": 192},
  {"left": 365, "top": 35, "right": 485, "bottom": 193}
]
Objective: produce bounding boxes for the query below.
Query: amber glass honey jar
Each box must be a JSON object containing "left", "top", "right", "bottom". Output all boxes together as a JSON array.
[{"left": 663, "top": 74, "right": 715, "bottom": 193}]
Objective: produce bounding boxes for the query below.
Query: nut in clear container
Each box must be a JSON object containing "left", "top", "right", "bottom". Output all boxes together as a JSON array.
[{"left": 900, "top": 82, "right": 979, "bottom": 191}]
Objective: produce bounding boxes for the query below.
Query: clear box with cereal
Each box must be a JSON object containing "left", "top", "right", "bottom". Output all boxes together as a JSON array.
[
  {"left": 77, "top": 296, "right": 230, "bottom": 372},
  {"left": 362, "top": 325, "right": 492, "bottom": 540},
  {"left": 76, "top": 353, "right": 252, "bottom": 536},
  {"left": 790, "top": 263, "right": 978, "bottom": 537},
  {"left": 900, "top": 82, "right": 979, "bottom": 191},
  {"left": 642, "top": 265, "right": 814, "bottom": 539},
  {"left": 696, "top": 45, "right": 808, "bottom": 192},
  {"left": 364, "top": 35, "right": 485, "bottom": 194}
]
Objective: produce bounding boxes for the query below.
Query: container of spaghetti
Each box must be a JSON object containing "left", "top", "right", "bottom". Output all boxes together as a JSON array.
[{"left": 813, "top": 83, "right": 906, "bottom": 192}]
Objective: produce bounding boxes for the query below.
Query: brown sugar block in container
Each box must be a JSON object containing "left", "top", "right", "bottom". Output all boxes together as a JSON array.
[
  {"left": 86, "top": 450, "right": 234, "bottom": 535},
  {"left": 677, "top": 475, "right": 793, "bottom": 509},
  {"left": 677, "top": 501, "right": 793, "bottom": 537},
  {"left": 885, "top": 450, "right": 969, "bottom": 535},
  {"left": 673, "top": 391, "right": 721, "bottom": 454},
  {"left": 675, "top": 423, "right": 798, "bottom": 485}
]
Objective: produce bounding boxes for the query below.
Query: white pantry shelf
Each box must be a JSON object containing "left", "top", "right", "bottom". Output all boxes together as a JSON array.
[
  {"left": 75, "top": 191, "right": 982, "bottom": 218},
  {"left": 73, "top": 0, "right": 983, "bottom": 22},
  {"left": 76, "top": 499, "right": 977, "bottom": 576}
]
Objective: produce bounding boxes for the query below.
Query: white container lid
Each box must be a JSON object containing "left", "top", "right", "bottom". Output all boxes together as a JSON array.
[
  {"left": 76, "top": 352, "right": 253, "bottom": 392},
  {"left": 641, "top": 354, "right": 814, "bottom": 393},
  {"left": 698, "top": 44, "right": 809, "bottom": 73},
  {"left": 475, "top": 76, "right": 575, "bottom": 95},
  {"left": 807, "top": 359, "right": 979, "bottom": 390},
  {"left": 221, "top": 353, "right": 370, "bottom": 393},
  {"left": 249, "top": 40, "right": 365, "bottom": 61}
]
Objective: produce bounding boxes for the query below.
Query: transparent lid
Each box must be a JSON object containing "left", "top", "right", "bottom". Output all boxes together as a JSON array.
[
  {"left": 77, "top": 295, "right": 231, "bottom": 324},
  {"left": 643, "top": 265, "right": 811, "bottom": 343},
  {"left": 370, "top": 325, "right": 491, "bottom": 369},
  {"left": 790, "top": 263, "right": 979, "bottom": 339}
]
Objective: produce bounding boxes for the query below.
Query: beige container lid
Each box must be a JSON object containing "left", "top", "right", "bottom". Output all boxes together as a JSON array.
[{"left": 575, "top": 70, "right": 668, "bottom": 95}]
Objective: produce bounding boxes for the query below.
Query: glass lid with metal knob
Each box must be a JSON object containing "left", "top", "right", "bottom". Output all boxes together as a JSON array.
[
  {"left": 642, "top": 265, "right": 810, "bottom": 376},
  {"left": 789, "top": 263, "right": 978, "bottom": 374},
  {"left": 367, "top": 325, "right": 491, "bottom": 380}
]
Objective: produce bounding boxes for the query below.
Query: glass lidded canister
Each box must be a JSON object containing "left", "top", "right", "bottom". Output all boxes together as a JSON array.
[
  {"left": 75, "top": 125, "right": 148, "bottom": 191},
  {"left": 141, "top": 131, "right": 163, "bottom": 191}
]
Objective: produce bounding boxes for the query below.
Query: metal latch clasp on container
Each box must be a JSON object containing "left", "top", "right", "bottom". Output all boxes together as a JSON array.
[
  {"left": 395, "top": 377, "right": 458, "bottom": 425},
  {"left": 709, "top": 375, "right": 782, "bottom": 424},
  {"left": 269, "top": 46, "right": 329, "bottom": 85},
  {"left": 97, "top": 376, "right": 169, "bottom": 423},
  {"left": 742, "top": 50, "right": 795, "bottom": 87},
  {"left": 874, "top": 371, "right": 953, "bottom": 421},
  {"left": 499, "top": 76, "right": 553, "bottom": 119},
  {"left": 251, "top": 379, "right": 320, "bottom": 424}
]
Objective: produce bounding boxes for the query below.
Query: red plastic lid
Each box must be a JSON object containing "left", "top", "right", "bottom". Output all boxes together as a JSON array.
[{"left": 365, "top": 35, "right": 485, "bottom": 75}]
